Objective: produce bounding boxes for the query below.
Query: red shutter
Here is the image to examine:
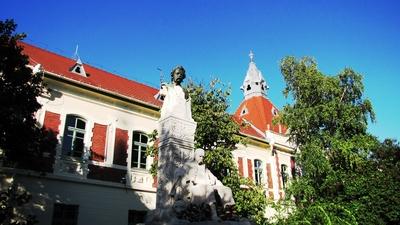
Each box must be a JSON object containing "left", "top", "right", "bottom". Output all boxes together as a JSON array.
[
  {"left": 266, "top": 163, "right": 274, "bottom": 189},
  {"left": 113, "top": 128, "right": 128, "bottom": 166},
  {"left": 152, "top": 176, "right": 158, "bottom": 188},
  {"left": 91, "top": 123, "right": 107, "bottom": 162},
  {"left": 43, "top": 111, "right": 60, "bottom": 134},
  {"left": 238, "top": 157, "right": 244, "bottom": 177},
  {"left": 247, "top": 159, "right": 253, "bottom": 180}
]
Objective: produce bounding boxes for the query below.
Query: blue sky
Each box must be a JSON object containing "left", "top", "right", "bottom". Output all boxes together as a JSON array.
[{"left": 2, "top": 0, "right": 399, "bottom": 141}]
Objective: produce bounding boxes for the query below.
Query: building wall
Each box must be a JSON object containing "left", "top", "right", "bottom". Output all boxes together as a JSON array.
[
  {"left": 9, "top": 172, "right": 154, "bottom": 225},
  {"left": 233, "top": 142, "right": 291, "bottom": 200},
  {"left": 37, "top": 79, "right": 158, "bottom": 183},
  {"left": 2, "top": 73, "right": 294, "bottom": 224}
]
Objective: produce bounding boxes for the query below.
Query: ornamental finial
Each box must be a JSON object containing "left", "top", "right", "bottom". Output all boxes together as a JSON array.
[{"left": 249, "top": 50, "right": 255, "bottom": 62}]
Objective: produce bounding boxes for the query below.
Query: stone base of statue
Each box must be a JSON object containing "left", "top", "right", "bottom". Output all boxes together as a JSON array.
[
  {"left": 156, "top": 116, "right": 197, "bottom": 209},
  {"left": 146, "top": 115, "right": 197, "bottom": 224}
]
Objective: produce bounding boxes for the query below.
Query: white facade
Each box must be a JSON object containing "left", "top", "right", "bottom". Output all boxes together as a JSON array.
[{"left": 0, "top": 43, "right": 295, "bottom": 225}]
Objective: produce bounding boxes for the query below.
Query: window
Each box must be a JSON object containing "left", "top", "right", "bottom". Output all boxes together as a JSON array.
[
  {"left": 74, "top": 66, "right": 81, "bottom": 74},
  {"left": 240, "top": 106, "right": 248, "bottom": 116},
  {"left": 254, "top": 159, "right": 263, "bottom": 185},
  {"left": 52, "top": 203, "right": 79, "bottom": 225},
  {"left": 131, "top": 132, "right": 148, "bottom": 169},
  {"left": 128, "top": 210, "right": 147, "bottom": 225},
  {"left": 281, "top": 164, "right": 288, "bottom": 188},
  {"left": 271, "top": 107, "right": 278, "bottom": 116},
  {"left": 62, "top": 115, "right": 86, "bottom": 157}
]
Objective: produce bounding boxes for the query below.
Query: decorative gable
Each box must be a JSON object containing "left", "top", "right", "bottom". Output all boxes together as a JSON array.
[{"left": 70, "top": 58, "right": 87, "bottom": 77}]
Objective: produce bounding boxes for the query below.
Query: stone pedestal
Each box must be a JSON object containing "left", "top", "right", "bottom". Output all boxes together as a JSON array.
[{"left": 156, "top": 116, "right": 197, "bottom": 211}]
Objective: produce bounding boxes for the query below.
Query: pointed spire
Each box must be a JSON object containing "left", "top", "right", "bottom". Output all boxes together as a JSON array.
[
  {"left": 240, "top": 50, "right": 269, "bottom": 99},
  {"left": 74, "top": 45, "right": 80, "bottom": 60},
  {"left": 70, "top": 44, "right": 87, "bottom": 76}
]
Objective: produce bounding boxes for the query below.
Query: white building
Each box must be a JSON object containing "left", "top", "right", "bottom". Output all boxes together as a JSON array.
[{"left": 1, "top": 42, "right": 295, "bottom": 225}]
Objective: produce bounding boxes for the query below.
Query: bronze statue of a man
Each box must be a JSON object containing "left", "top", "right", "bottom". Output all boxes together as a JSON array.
[{"left": 171, "top": 65, "right": 186, "bottom": 86}]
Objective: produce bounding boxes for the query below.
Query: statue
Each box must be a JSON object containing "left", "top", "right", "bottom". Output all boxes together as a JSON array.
[
  {"left": 159, "top": 66, "right": 192, "bottom": 121},
  {"left": 170, "top": 148, "right": 235, "bottom": 221},
  {"left": 149, "top": 65, "right": 242, "bottom": 224}
]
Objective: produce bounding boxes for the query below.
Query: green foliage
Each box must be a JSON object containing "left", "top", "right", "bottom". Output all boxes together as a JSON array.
[
  {"left": 274, "top": 56, "right": 399, "bottom": 224},
  {"left": 233, "top": 178, "right": 269, "bottom": 225},
  {"left": 340, "top": 139, "right": 400, "bottom": 225},
  {"left": 186, "top": 79, "right": 268, "bottom": 224},
  {"left": 0, "top": 178, "right": 37, "bottom": 225},
  {"left": 146, "top": 129, "right": 158, "bottom": 177},
  {"left": 148, "top": 79, "right": 269, "bottom": 224},
  {"left": 0, "top": 19, "right": 58, "bottom": 225},
  {"left": 186, "top": 79, "right": 242, "bottom": 184},
  {"left": 0, "top": 19, "right": 57, "bottom": 170}
]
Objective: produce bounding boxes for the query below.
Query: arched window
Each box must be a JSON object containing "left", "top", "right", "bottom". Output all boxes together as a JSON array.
[
  {"left": 254, "top": 159, "right": 263, "bottom": 185},
  {"left": 62, "top": 115, "right": 86, "bottom": 157},
  {"left": 131, "top": 132, "right": 148, "bottom": 169}
]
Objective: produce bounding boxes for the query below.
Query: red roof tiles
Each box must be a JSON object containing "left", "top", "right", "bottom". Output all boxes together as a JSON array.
[
  {"left": 232, "top": 115, "right": 265, "bottom": 139},
  {"left": 19, "top": 42, "right": 161, "bottom": 108},
  {"left": 234, "top": 96, "right": 287, "bottom": 136},
  {"left": 20, "top": 42, "right": 286, "bottom": 140}
]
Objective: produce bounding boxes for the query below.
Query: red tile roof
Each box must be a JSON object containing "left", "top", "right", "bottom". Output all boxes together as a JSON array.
[
  {"left": 234, "top": 96, "right": 287, "bottom": 135},
  {"left": 232, "top": 115, "right": 265, "bottom": 139},
  {"left": 20, "top": 42, "right": 286, "bottom": 140},
  {"left": 19, "top": 42, "right": 161, "bottom": 108}
]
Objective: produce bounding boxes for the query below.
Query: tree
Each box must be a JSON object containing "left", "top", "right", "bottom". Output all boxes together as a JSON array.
[
  {"left": 0, "top": 19, "right": 56, "bottom": 170},
  {"left": 148, "top": 79, "right": 269, "bottom": 224},
  {"left": 186, "top": 79, "right": 241, "bottom": 180},
  {"left": 186, "top": 79, "right": 268, "bottom": 224},
  {"left": 1, "top": 19, "right": 58, "bottom": 225},
  {"left": 274, "top": 56, "right": 399, "bottom": 224},
  {"left": 0, "top": 177, "right": 37, "bottom": 225},
  {"left": 341, "top": 139, "right": 400, "bottom": 225}
]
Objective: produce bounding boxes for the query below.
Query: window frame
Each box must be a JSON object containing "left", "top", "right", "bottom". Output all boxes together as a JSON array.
[
  {"left": 254, "top": 159, "right": 263, "bottom": 185},
  {"left": 281, "top": 164, "right": 288, "bottom": 188},
  {"left": 131, "top": 131, "right": 148, "bottom": 169},
  {"left": 61, "top": 114, "right": 87, "bottom": 158}
]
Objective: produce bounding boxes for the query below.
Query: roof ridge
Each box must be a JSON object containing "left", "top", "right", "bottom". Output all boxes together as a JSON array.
[{"left": 19, "top": 41, "right": 159, "bottom": 92}]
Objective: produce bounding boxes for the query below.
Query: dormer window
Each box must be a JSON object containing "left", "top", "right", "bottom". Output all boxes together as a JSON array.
[
  {"left": 240, "top": 106, "right": 248, "bottom": 116},
  {"left": 74, "top": 66, "right": 81, "bottom": 74},
  {"left": 271, "top": 108, "right": 278, "bottom": 116},
  {"left": 70, "top": 58, "right": 87, "bottom": 77}
]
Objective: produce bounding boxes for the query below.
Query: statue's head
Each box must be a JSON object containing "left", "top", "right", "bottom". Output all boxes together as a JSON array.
[
  {"left": 194, "top": 148, "right": 205, "bottom": 165},
  {"left": 170, "top": 65, "right": 186, "bottom": 85}
]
